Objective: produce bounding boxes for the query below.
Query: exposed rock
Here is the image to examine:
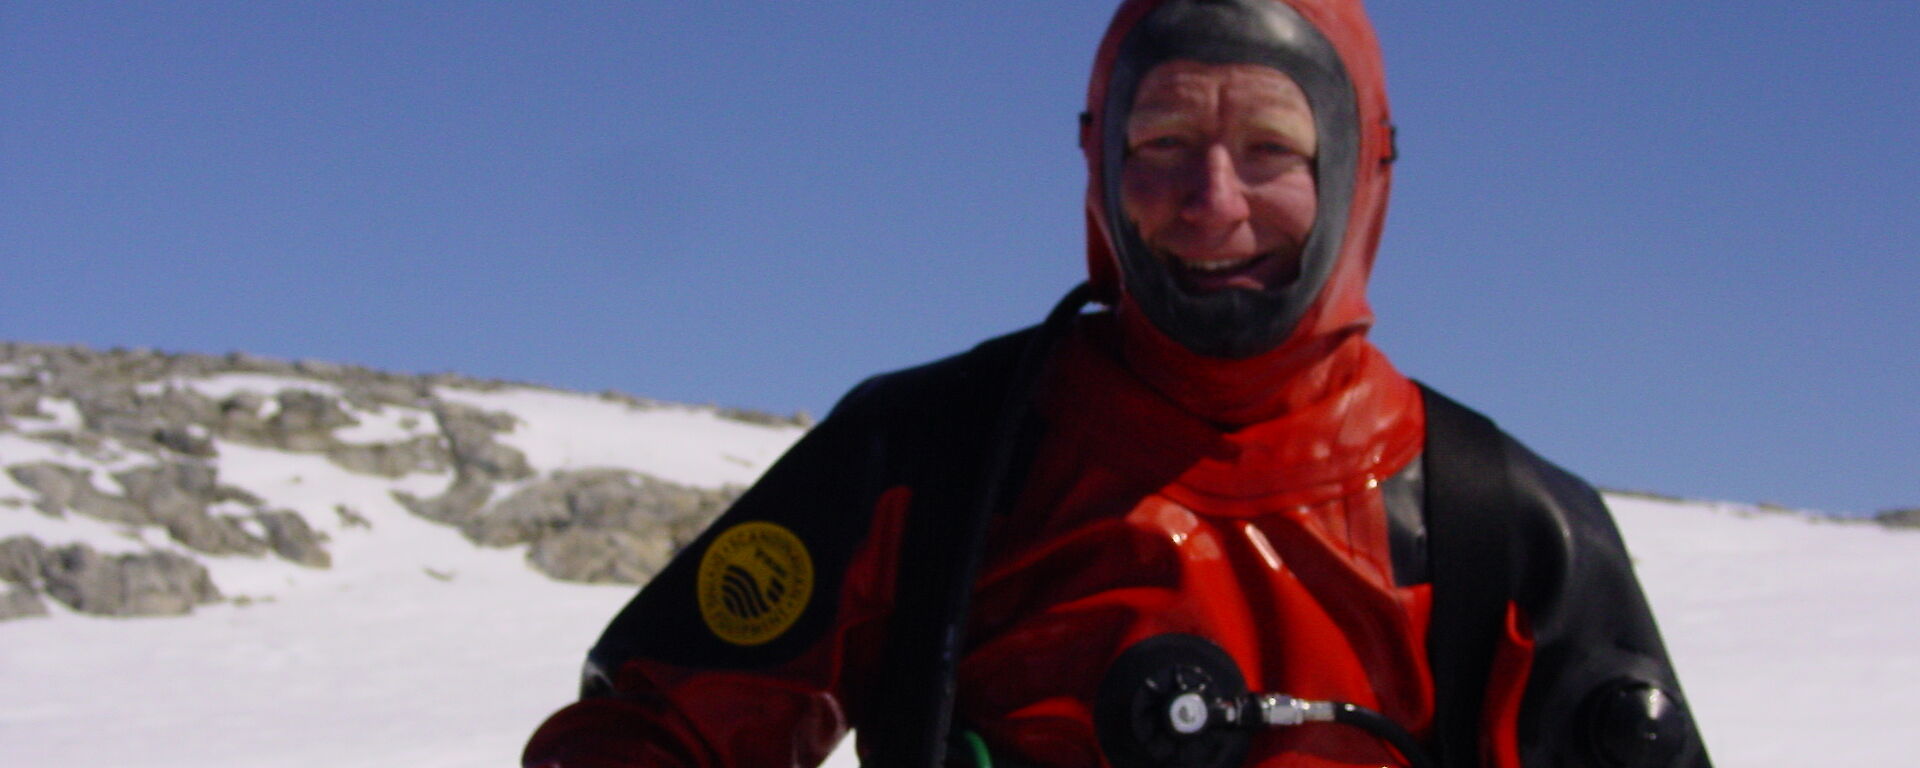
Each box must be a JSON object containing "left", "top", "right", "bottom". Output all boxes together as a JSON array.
[
  {"left": 569, "top": 471, "right": 735, "bottom": 549},
  {"left": 463, "top": 481, "right": 572, "bottom": 547},
  {"left": 294, "top": 358, "right": 346, "bottom": 378},
  {"left": 3, "top": 341, "right": 779, "bottom": 608},
  {"left": 225, "top": 350, "right": 296, "bottom": 375},
  {"left": 163, "top": 510, "right": 270, "bottom": 556},
  {"left": 335, "top": 504, "right": 372, "bottom": 529},
  {"left": 142, "top": 387, "right": 218, "bottom": 432},
  {"left": 7, "top": 462, "right": 82, "bottom": 515},
  {"left": 458, "top": 470, "right": 736, "bottom": 551},
  {"left": 1, "top": 387, "right": 41, "bottom": 417},
  {"left": 716, "top": 405, "right": 814, "bottom": 429},
  {"left": 394, "top": 476, "right": 494, "bottom": 525},
  {"left": 257, "top": 510, "right": 330, "bottom": 567},
  {"left": 342, "top": 380, "right": 429, "bottom": 411},
  {"left": 215, "top": 391, "right": 270, "bottom": 438},
  {"left": 669, "top": 506, "right": 729, "bottom": 550},
  {"left": 214, "top": 483, "right": 266, "bottom": 507},
  {"left": 0, "top": 585, "right": 48, "bottom": 620},
  {"left": 69, "top": 490, "right": 149, "bottom": 526},
  {"left": 72, "top": 386, "right": 154, "bottom": 447},
  {"left": 0, "top": 536, "right": 49, "bottom": 585},
  {"left": 9, "top": 462, "right": 148, "bottom": 523},
  {"left": 433, "top": 402, "right": 532, "bottom": 481},
  {"left": 113, "top": 462, "right": 269, "bottom": 555},
  {"left": 16, "top": 428, "right": 117, "bottom": 459},
  {"left": 596, "top": 390, "right": 655, "bottom": 409},
  {"left": 528, "top": 529, "right": 672, "bottom": 584},
  {"left": 153, "top": 424, "right": 217, "bottom": 457},
  {"left": 567, "top": 470, "right": 669, "bottom": 531},
  {"left": 38, "top": 544, "right": 221, "bottom": 617},
  {"left": 326, "top": 435, "right": 449, "bottom": 478},
  {"left": 1876, "top": 508, "right": 1920, "bottom": 529},
  {"left": 115, "top": 461, "right": 219, "bottom": 502},
  {"left": 265, "top": 389, "right": 356, "bottom": 452}
]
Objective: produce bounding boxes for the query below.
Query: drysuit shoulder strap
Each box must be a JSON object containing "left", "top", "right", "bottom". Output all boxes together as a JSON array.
[
  {"left": 865, "top": 285, "right": 1093, "bottom": 768},
  {"left": 1417, "top": 382, "right": 1518, "bottom": 768}
]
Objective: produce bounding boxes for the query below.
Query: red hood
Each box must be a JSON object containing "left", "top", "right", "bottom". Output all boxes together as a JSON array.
[{"left": 1079, "top": 0, "right": 1401, "bottom": 426}]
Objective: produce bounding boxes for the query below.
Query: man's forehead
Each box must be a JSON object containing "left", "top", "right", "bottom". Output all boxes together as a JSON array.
[
  {"left": 1127, "top": 61, "right": 1313, "bottom": 132},
  {"left": 1131, "top": 61, "right": 1308, "bottom": 109}
]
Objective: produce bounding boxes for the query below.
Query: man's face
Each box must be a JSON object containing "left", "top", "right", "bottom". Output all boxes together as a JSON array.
[{"left": 1120, "top": 60, "right": 1318, "bottom": 294}]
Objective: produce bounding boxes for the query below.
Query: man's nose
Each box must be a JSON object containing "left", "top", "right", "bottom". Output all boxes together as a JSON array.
[{"left": 1180, "top": 144, "right": 1250, "bottom": 227}]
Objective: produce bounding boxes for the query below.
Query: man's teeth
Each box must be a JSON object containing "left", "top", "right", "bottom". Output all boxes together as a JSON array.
[{"left": 1185, "top": 255, "right": 1256, "bottom": 272}]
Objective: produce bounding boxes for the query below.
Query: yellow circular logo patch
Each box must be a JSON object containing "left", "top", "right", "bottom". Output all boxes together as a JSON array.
[{"left": 696, "top": 521, "right": 814, "bottom": 646}]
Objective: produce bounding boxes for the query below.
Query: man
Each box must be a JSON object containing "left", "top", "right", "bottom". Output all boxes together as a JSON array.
[{"left": 525, "top": 1, "right": 1709, "bottom": 766}]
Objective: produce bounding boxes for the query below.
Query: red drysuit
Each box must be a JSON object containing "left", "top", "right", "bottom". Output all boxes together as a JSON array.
[{"left": 525, "top": 2, "right": 1705, "bottom": 766}]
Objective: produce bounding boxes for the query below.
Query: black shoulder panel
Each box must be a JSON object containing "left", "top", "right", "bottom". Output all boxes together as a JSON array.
[
  {"left": 1417, "top": 383, "right": 1517, "bottom": 768},
  {"left": 1501, "top": 437, "right": 1712, "bottom": 767},
  {"left": 1380, "top": 454, "right": 1427, "bottom": 587},
  {"left": 1413, "top": 383, "right": 1709, "bottom": 767},
  {"left": 580, "top": 325, "right": 1044, "bottom": 695}
]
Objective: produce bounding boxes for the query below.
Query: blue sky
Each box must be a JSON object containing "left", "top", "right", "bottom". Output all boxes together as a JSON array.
[{"left": 4, "top": 2, "right": 1915, "bottom": 516}]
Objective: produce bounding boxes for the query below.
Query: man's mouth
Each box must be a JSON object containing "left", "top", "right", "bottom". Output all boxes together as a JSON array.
[
  {"left": 1158, "top": 248, "right": 1297, "bottom": 293},
  {"left": 1183, "top": 254, "right": 1260, "bottom": 273}
]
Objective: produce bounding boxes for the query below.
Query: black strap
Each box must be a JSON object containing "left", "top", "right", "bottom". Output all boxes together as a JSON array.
[
  {"left": 1418, "top": 383, "right": 1517, "bottom": 768},
  {"left": 865, "top": 284, "right": 1091, "bottom": 768}
]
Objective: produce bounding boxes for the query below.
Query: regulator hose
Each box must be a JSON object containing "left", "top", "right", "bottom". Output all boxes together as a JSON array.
[{"left": 1331, "top": 701, "right": 1434, "bottom": 768}]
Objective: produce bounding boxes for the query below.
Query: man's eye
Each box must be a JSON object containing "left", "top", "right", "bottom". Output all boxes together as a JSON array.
[{"left": 1135, "top": 135, "right": 1187, "bottom": 151}]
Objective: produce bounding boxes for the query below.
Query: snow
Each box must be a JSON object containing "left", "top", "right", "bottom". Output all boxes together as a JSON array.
[
  {"left": 435, "top": 387, "right": 804, "bottom": 488},
  {"left": 1609, "top": 497, "right": 1918, "bottom": 766},
  {"left": 0, "top": 431, "right": 83, "bottom": 467},
  {"left": 332, "top": 403, "right": 438, "bottom": 445},
  {"left": 1, "top": 379, "right": 813, "bottom": 767},
  {"left": 2, "top": 392, "right": 1914, "bottom": 765},
  {"left": 1, "top": 553, "right": 639, "bottom": 768},
  {"left": 189, "top": 438, "right": 461, "bottom": 596},
  {"left": 12, "top": 396, "right": 84, "bottom": 432},
  {"left": 138, "top": 372, "right": 343, "bottom": 403}
]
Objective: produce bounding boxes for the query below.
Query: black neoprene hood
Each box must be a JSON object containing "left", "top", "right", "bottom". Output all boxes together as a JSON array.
[{"left": 1100, "top": 0, "right": 1359, "bottom": 358}]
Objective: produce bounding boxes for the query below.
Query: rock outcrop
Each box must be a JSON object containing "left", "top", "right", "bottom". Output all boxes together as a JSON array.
[
  {"left": 1877, "top": 508, "right": 1920, "bottom": 529},
  {"left": 37, "top": 543, "right": 221, "bottom": 617},
  {"left": 0, "top": 341, "right": 803, "bottom": 619},
  {"left": 451, "top": 469, "right": 740, "bottom": 583}
]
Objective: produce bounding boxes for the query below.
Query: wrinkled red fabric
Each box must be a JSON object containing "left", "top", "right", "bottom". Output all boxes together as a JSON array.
[{"left": 953, "top": 315, "right": 1437, "bottom": 766}]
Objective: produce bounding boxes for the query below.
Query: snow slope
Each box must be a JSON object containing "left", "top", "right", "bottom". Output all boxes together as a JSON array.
[
  {"left": 2, "top": 375, "right": 1914, "bottom": 766},
  {"left": 1609, "top": 496, "right": 1917, "bottom": 766}
]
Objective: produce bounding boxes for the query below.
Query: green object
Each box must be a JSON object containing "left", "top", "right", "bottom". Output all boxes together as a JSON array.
[{"left": 958, "top": 729, "right": 993, "bottom": 768}]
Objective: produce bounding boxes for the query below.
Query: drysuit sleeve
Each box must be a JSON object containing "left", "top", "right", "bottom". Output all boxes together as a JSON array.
[
  {"left": 522, "top": 326, "right": 1038, "bottom": 768},
  {"left": 521, "top": 378, "right": 913, "bottom": 768},
  {"left": 1504, "top": 439, "right": 1711, "bottom": 768}
]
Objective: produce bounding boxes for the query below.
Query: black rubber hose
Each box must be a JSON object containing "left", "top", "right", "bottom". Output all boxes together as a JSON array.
[{"left": 1331, "top": 702, "right": 1435, "bottom": 768}]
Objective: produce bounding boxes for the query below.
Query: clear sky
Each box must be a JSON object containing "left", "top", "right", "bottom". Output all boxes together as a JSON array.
[{"left": 5, "top": 2, "right": 1915, "bottom": 516}]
